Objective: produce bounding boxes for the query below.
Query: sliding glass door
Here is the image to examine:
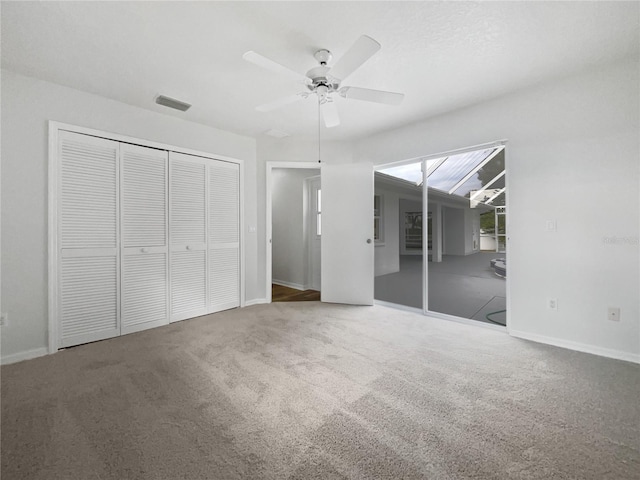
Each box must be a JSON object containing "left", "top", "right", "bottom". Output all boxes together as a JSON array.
[
  {"left": 425, "top": 145, "right": 507, "bottom": 326},
  {"left": 373, "top": 143, "right": 507, "bottom": 326}
]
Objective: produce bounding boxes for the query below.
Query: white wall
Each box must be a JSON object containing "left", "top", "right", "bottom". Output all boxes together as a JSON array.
[
  {"left": 1, "top": 70, "right": 257, "bottom": 362},
  {"left": 441, "top": 206, "right": 479, "bottom": 256},
  {"left": 443, "top": 207, "right": 465, "bottom": 255},
  {"left": 271, "top": 168, "right": 319, "bottom": 289},
  {"left": 355, "top": 59, "right": 640, "bottom": 361}
]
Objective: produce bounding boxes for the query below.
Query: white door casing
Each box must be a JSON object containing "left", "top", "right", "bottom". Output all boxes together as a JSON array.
[
  {"left": 321, "top": 161, "right": 374, "bottom": 305},
  {"left": 266, "top": 161, "right": 322, "bottom": 303}
]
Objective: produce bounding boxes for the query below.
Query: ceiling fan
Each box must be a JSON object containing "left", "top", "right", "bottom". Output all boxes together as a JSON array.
[{"left": 243, "top": 35, "right": 404, "bottom": 128}]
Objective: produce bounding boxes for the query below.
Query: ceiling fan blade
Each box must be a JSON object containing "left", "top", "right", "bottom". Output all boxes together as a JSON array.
[
  {"left": 328, "top": 35, "right": 381, "bottom": 82},
  {"left": 339, "top": 86, "right": 404, "bottom": 105},
  {"left": 243, "top": 51, "right": 310, "bottom": 84},
  {"left": 320, "top": 100, "right": 340, "bottom": 128},
  {"left": 256, "top": 94, "right": 305, "bottom": 112}
]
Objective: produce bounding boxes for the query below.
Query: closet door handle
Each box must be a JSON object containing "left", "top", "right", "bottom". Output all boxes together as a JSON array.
[
  {"left": 141, "top": 247, "right": 149, "bottom": 253},
  {"left": 186, "top": 245, "right": 192, "bottom": 251}
]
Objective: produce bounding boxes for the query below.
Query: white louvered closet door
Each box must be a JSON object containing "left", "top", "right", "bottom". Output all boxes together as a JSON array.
[
  {"left": 209, "top": 161, "right": 240, "bottom": 312},
  {"left": 120, "top": 144, "right": 169, "bottom": 334},
  {"left": 58, "top": 131, "right": 120, "bottom": 348},
  {"left": 169, "top": 152, "right": 208, "bottom": 322}
]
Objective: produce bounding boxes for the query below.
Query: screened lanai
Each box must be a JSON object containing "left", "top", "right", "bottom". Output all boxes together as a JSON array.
[{"left": 374, "top": 145, "right": 507, "bottom": 326}]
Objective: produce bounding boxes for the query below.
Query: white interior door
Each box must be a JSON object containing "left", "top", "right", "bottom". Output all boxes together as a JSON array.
[
  {"left": 321, "top": 161, "right": 374, "bottom": 305},
  {"left": 169, "top": 152, "right": 208, "bottom": 322},
  {"left": 120, "top": 143, "right": 169, "bottom": 334},
  {"left": 208, "top": 160, "right": 240, "bottom": 312},
  {"left": 58, "top": 131, "right": 120, "bottom": 347}
]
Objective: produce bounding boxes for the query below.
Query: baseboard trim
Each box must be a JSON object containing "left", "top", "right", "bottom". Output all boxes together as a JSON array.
[
  {"left": 374, "top": 301, "right": 507, "bottom": 332},
  {"left": 374, "top": 300, "right": 423, "bottom": 315},
  {"left": 244, "top": 298, "right": 268, "bottom": 307},
  {"left": 509, "top": 329, "right": 640, "bottom": 365},
  {"left": 272, "top": 280, "right": 307, "bottom": 291},
  {"left": 426, "top": 310, "right": 507, "bottom": 332},
  {"left": 1, "top": 347, "right": 49, "bottom": 365}
]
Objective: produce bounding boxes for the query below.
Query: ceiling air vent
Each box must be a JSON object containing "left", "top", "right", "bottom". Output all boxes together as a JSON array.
[
  {"left": 264, "top": 129, "right": 290, "bottom": 138},
  {"left": 155, "top": 95, "right": 191, "bottom": 112}
]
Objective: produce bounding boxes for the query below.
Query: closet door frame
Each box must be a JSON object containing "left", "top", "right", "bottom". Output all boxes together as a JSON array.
[{"left": 48, "top": 121, "right": 245, "bottom": 354}]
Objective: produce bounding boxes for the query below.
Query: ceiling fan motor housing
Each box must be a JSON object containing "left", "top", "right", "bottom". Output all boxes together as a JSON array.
[{"left": 306, "top": 64, "right": 340, "bottom": 100}]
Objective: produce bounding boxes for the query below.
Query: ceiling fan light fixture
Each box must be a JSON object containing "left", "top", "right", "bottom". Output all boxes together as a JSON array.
[{"left": 316, "top": 84, "right": 329, "bottom": 103}]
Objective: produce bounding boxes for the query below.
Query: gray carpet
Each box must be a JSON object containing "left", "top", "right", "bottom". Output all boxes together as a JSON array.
[{"left": 2, "top": 302, "right": 639, "bottom": 479}]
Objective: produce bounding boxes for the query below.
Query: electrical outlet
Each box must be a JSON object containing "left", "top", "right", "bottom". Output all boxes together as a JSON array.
[
  {"left": 0, "top": 312, "right": 7, "bottom": 327},
  {"left": 548, "top": 299, "right": 558, "bottom": 310},
  {"left": 608, "top": 307, "right": 620, "bottom": 322},
  {"left": 545, "top": 220, "right": 557, "bottom": 232}
]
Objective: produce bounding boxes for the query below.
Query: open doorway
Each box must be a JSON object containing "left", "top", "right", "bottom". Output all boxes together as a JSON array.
[
  {"left": 269, "top": 166, "right": 321, "bottom": 302},
  {"left": 373, "top": 143, "right": 507, "bottom": 327}
]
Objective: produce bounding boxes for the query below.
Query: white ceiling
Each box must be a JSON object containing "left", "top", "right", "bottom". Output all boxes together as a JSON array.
[{"left": 2, "top": 1, "right": 638, "bottom": 142}]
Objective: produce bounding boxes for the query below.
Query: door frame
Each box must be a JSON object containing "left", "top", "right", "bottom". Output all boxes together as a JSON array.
[
  {"left": 266, "top": 161, "right": 322, "bottom": 303},
  {"left": 48, "top": 121, "right": 245, "bottom": 354}
]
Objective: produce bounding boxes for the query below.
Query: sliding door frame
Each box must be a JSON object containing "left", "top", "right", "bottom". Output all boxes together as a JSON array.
[
  {"left": 373, "top": 139, "right": 509, "bottom": 331},
  {"left": 48, "top": 121, "right": 245, "bottom": 354}
]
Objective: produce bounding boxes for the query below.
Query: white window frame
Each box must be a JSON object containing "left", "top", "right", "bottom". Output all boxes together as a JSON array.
[{"left": 374, "top": 194, "right": 385, "bottom": 245}]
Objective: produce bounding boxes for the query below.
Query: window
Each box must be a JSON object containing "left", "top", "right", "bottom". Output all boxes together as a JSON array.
[
  {"left": 404, "top": 212, "right": 422, "bottom": 250},
  {"left": 374, "top": 194, "right": 384, "bottom": 244}
]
